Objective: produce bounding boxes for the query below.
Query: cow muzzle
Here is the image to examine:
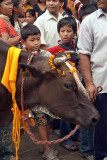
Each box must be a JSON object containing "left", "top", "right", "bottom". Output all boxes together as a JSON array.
[{"left": 87, "top": 113, "right": 100, "bottom": 126}]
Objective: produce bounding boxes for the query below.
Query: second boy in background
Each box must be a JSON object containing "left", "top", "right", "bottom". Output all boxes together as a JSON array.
[
  {"left": 47, "top": 17, "right": 80, "bottom": 151},
  {"left": 47, "top": 17, "right": 79, "bottom": 65}
]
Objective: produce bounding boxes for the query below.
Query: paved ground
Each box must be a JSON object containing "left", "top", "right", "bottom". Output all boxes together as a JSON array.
[{"left": 17, "top": 126, "right": 86, "bottom": 160}]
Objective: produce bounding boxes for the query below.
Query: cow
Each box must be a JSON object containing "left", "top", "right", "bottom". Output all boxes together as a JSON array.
[{"left": 0, "top": 40, "right": 99, "bottom": 128}]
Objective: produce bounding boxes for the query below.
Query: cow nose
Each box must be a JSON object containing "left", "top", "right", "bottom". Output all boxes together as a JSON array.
[
  {"left": 89, "top": 114, "right": 100, "bottom": 125},
  {"left": 91, "top": 117, "right": 98, "bottom": 124}
]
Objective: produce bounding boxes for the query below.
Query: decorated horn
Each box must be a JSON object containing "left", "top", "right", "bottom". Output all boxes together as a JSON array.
[
  {"left": 54, "top": 57, "right": 71, "bottom": 65},
  {"left": 64, "top": 50, "right": 76, "bottom": 55}
]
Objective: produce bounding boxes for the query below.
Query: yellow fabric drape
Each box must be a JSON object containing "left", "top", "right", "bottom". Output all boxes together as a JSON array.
[
  {"left": 1, "top": 46, "right": 21, "bottom": 160},
  {"left": 1, "top": 46, "right": 35, "bottom": 160}
]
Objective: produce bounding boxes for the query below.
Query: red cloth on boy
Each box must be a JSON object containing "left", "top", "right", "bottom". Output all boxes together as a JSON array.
[
  {"left": 46, "top": 43, "right": 75, "bottom": 61},
  {"left": 46, "top": 45, "right": 66, "bottom": 55}
]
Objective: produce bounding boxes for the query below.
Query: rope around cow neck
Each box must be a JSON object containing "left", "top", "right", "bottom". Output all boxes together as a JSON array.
[{"left": 21, "top": 53, "right": 79, "bottom": 145}]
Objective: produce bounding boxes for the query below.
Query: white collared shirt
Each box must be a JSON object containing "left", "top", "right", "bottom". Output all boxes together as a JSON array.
[
  {"left": 77, "top": 9, "right": 107, "bottom": 93},
  {"left": 34, "top": 10, "right": 63, "bottom": 48}
]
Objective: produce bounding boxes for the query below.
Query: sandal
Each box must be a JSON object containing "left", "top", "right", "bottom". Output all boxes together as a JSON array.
[
  {"left": 42, "top": 151, "right": 59, "bottom": 160},
  {"left": 61, "top": 142, "right": 78, "bottom": 151}
]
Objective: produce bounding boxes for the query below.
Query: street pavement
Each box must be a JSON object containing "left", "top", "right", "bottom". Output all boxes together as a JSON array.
[{"left": 17, "top": 126, "right": 86, "bottom": 160}]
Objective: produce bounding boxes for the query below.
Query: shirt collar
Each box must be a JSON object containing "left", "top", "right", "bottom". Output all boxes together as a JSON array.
[
  {"left": 96, "top": 9, "right": 107, "bottom": 19},
  {"left": 45, "top": 9, "right": 62, "bottom": 21}
]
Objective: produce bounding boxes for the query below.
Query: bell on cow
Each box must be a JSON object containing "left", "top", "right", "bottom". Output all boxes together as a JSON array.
[{"left": 54, "top": 57, "right": 71, "bottom": 65}]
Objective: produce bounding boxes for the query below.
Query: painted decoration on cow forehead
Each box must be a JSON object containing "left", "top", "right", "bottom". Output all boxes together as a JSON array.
[
  {"left": 20, "top": 68, "right": 32, "bottom": 78},
  {"left": 49, "top": 51, "right": 76, "bottom": 76}
]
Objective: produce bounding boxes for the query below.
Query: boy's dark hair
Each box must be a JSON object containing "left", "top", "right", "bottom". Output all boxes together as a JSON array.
[
  {"left": 25, "top": 9, "right": 36, "bottom": 17},
  {"left": 57, "top": 17, "right": 77, "bottom": 34},
  {"left": 21, "top": 24, "right": 41, "bottom": 41},
  {"left": 78, "top": 4, "right": 97, "bottom": 22}
]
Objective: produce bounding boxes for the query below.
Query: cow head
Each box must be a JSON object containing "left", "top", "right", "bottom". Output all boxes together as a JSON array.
[{"left": 16, "top": 51, "right": 99, "bottom": 128}]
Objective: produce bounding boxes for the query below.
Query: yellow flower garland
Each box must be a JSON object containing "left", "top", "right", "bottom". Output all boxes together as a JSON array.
[{"left": 49, "top": 52, "right": 76, "bottom": 75}]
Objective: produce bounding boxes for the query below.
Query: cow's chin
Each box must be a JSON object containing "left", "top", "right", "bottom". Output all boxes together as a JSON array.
[{"left": 77, "top": 122, "right": 94, "bottom": 129}]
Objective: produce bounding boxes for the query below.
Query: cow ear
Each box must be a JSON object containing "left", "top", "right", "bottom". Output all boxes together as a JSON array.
[{"left": 19, "top": 63, "right": 42, "bottom": 77}]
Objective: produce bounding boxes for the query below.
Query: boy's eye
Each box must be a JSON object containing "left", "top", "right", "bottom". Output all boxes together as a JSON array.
[
  {"left": 30, "top": 39, "right": 34, "bottom": 41},
  {"left": 67, "top": 30, "right": 73, "bottom": 32},
  {"left": 53, "top": 0, "right": 57, "bottom": 2},
  {"left": 4, "top": 2, "right": 13, "bottom": 6}
]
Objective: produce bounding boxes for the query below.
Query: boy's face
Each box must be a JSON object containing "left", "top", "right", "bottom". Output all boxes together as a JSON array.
[
  {"left": 59, "top": 25, "right": 74, "bottom": 44},
  {"left": 46, "top": 0, "right": 60, "bottom": 15},
  {"left": 96, "top": 0, "right": 107, "bottom": 12},
  {"left": 22, "top": 34, "right": 41, "bottom": 52}
]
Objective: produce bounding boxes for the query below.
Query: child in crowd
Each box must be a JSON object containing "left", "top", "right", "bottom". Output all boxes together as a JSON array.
[
  {"left": 25, "top": 9, "right": 36, "bottom": 24},
  {"left": 10, "top": 0, "right": 24, "bottom": 34},
  {"left": 20, "top": 24, "right": 59, "bottom": 160},
  {"left": 47, "top": 17, "right": 79, "bottom": 65},
  {"left": 22, "top": 9, "right": 36, "bottom": 27},
  {"left": 47, "top": 17, "right": 80, "bottom": 151}
]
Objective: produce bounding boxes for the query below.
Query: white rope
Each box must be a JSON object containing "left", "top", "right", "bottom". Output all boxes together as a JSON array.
[{"left": 65, "top": 61, "right": 89, "bottom": 99}]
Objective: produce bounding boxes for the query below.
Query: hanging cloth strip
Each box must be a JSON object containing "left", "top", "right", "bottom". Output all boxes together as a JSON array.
[
  {"left": 1, "top": 46, "right": 21, "bottom": 160},
  {"left": 1, "top": 46, "right": 35, "bottom": 160}
]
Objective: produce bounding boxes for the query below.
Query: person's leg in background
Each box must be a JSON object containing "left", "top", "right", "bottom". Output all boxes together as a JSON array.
[
  {"left": 79, "top": 127, "right": 94, "bottom": 159},
  {"left": 94, "top": 93, "right": 107, "bottom": 160},
  {"left": 60, "top": 120, "right": 79, "bottom": 151}
]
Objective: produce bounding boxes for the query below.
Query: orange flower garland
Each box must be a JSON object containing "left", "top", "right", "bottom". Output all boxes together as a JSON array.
[{"left": 49, "top": 53, "right": 76, "bottom": 76}]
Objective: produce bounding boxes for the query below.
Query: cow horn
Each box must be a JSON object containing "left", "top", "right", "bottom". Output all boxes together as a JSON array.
[
  {"left": 54, "top": 57, "right": 71, "bottom": 65},
  {"left": 64, "top": 50, "right": 76, "bottom": 55}
]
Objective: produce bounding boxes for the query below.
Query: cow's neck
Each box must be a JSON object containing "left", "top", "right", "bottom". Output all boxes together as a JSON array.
[{"left": 16, "top": 52, "right": 43, "bottom": 110}]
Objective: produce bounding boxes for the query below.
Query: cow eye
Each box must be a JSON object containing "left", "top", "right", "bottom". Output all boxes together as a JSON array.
[{"left": 64, "top": 83, "right": 73, "bottom": 89}]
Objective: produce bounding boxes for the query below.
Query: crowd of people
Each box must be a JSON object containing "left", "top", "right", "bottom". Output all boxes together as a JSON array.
[{"left": 0, "top": 0, "right": 107, "bottom": 160}]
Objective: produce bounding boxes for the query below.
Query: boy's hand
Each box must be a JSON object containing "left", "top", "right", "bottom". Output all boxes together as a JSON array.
[{"left": 31, "top": 51, "right": 39, "bottom": 55}]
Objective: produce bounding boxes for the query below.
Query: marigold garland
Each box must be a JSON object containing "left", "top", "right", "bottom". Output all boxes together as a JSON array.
[{"left": 49, "top": 52, "right": 76, "bottom": 75}]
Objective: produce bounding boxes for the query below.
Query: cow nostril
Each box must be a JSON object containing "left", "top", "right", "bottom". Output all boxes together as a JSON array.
[{"left": 91, "top": 117, "right": 99, "bottom": 124}]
